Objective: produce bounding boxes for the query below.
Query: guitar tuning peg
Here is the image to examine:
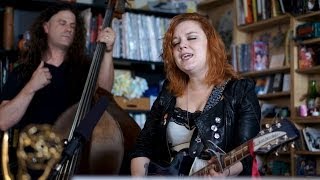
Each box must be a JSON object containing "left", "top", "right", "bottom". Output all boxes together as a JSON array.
[
  {"left": 283, "top": 135, "right": 288, "bottom": 140},
  {"left": 282, "top": 146, "right": 287, "bottom": 152},
  {"left": 268, "top": 127, "right": 273, "bottom": 132},
  {"left": 276, "top": 122, "right": 281, "bottom": 128},
  {"left": 265, "top": 124, "right": 270, "bottom": 128},
  {"left": 291, "top": 142, "right": 295, "bottom": 149},
  {"left": 267, "top": 144, "right": 271, "bottom": 150},
  {"left": 275, "top": 150, "right": 279, "bottom": 156}
]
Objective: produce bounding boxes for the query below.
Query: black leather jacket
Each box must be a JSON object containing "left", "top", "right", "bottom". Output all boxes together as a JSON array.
[{"left": 131, "top": 78, "right": 261, "bottom": 176}]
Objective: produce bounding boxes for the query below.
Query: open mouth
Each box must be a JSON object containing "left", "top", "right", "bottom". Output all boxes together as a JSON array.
[{"left": 181, "top": 53, "right": 193, "bottom": 61}]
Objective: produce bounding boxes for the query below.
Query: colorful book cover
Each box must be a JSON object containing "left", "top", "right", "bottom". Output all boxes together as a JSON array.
[
  {"left": 252, "top": 41, "right": 269, "bottom": 71},
  {"left": 298, "top": 46, "right": 315, "bottom": 69}
]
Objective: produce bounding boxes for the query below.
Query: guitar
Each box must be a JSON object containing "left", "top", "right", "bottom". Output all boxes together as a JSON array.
[{"left": 147, "top": 119, "right": 299, "bottom": 176}]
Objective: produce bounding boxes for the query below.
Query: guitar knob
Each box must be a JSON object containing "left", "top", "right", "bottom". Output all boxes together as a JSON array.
[
  {"left": 275, "top": 151, "right": 279, "bottom": 156},
  {"left": 291, "top": 142, "right": 295, "bottom": 148}
]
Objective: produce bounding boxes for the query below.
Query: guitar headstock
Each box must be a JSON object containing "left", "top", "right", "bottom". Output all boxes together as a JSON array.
[{"left": 254, "top": 119, "right": 299, "bottom": 154}]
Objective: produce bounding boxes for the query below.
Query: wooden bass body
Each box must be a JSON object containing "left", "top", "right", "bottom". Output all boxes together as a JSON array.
[{"left": 53, "top": 90, "right": 141, "bottom": 175}]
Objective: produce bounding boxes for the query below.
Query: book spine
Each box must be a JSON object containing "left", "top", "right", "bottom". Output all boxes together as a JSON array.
[{"left": 244, "top": 0, "right": 254, "bottom": 24}]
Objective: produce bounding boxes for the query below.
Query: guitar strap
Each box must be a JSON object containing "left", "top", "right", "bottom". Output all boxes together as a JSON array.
[{"left": 188, "top": 80, "right": 230, "bottom": 172}]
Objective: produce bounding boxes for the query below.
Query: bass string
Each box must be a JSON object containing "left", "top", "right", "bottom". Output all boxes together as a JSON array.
[
  {"left": 57, "top": 43, "right": 106, "bottom": 179},
  {"left": 56, "top": 2, "right": 116, "bottom": 178}
]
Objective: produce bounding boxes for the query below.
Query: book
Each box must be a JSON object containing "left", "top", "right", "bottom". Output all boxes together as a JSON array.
[
  {"left": 252, "top": 41, "right": 269, "bottom": 71},
  {"left": 282, "top": 74, "right": 290, "bottom": 92},
  {"left": 269, "top": 54, "right": 285, "bottom": 68},
  {"left": 271, "top": 0, "right": 283, "bottom": 17},
  {"left": 302, "top": 127, "right": 320, "bottom": 152},
  {"left": 243, "top": 0, "right": 254, "bottom": 24},
  {"left": 236, "top": 0, "right": 246, "bottom": 26},
  {"left": 298, "top": 45, "right": 315, "bottom": 69},
  {"left": 267, "top": 73, "right": 283, "bottom": 93},
  {"left": 255, "top": 76, "right": 269, "bottom": 95}
]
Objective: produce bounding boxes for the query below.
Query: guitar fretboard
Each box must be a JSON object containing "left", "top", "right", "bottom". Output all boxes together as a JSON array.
[{"left": 193, "top": 140, "right": 252, "bottom": 176}]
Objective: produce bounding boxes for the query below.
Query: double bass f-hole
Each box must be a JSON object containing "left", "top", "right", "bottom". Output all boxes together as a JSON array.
[{"left": 53, "top": 0, "right": 127, "bottom": 179}]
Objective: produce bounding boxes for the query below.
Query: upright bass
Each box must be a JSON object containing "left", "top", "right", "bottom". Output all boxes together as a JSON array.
[
  {"left": 1, "top": 0, "right": 141, "bottom": 179},
  {"left": 52, "top": 0, "right": 141, "bottom": 178}
]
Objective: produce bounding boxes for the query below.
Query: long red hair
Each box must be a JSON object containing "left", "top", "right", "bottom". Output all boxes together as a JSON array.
[{"left": 162, "top": 13, "right": 238, "bottom": 96}]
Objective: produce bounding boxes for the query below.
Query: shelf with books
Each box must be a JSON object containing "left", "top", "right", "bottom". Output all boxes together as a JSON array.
[
  {"left": 258, "top": 91, "right": 290, "bottom": 99},
  {"left": 113, "top": 58, "right": 164, "bottom": 73},
  {"left": 231, "top": 2, "right": 293, "bottom": 132},
  {"left": 292, "top": 117, "right": 320, "bottom": 124},
  {"left": 204, "top": 0, "right": 320, "bottom": 177},
  {"left": 297, "top": 38, "right": 320, "bottom": 45},
  {"left": 197, "top": 0, "right": 232, "bottom": 10},
  {"left": 295, "top": 66, "right": 320, "bottom": 75},
  {"left": 237, "top": 14, "right": 291, "bottom": 32},
  {"left": 289, "top": 10, "right": 320, "bottom": 177},
  {"left": 0, "top": 0, "right": 172, "bottom": 115},
  {"left": 295, "top": 11, "right": 320, "bottom": 21},
  {"left": 294, "top": 151, "right": 320, "bottom": 155},
  {"left": 240, "top": 66, "right": 290, "bottom": 77},
  {"left": 291, "top": 11, "right": 320, "bottom": 121}
]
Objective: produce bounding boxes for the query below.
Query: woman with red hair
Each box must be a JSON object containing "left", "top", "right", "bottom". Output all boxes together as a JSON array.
[{"left": 131, "top": 13, "right": 261, "bottom": 177}]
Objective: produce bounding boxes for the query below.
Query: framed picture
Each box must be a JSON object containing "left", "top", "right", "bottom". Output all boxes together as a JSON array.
[
  {"left": 302, "top": 127, "right": 320, "bottom": 152},
  {"left": 267, "top": 73, "right": 283, "bottom": 93},
  {"left": 296, "top": 156, "right": 317, "bottom": 176}
]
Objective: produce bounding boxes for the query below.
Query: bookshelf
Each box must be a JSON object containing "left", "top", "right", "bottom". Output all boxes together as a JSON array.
[
  {"left": 0, "top": 0, "right": 173, "bottom": 116},
  {"left": 290, "top": 10, "right": 320, "bottom": 176},
  {"left": 199, "top": 0, "right": 320, "bottom": 177}
]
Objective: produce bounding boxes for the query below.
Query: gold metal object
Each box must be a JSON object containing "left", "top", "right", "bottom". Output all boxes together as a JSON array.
[
  {"left": 14, "top": 124, "right": 63, "bottom": 180},
  {"left": 2, "top": 131, "right": 14, "bottom": 180}
]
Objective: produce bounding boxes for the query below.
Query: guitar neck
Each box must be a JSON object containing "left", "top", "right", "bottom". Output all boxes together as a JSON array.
[
  {"left": 221, "top": 141, "right": 251, "bottom": 168},
  {"left": 193, "top": 140, "right": 251, "bottom": 176}
]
